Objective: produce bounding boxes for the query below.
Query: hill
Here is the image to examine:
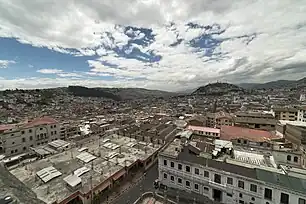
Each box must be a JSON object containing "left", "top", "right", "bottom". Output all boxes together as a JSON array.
[
  {"left": 238, "top": 77, "right": 306, "bottom": 89},
  {"left": 67, "top": 86, "right": 176, "bottom": 100},
  {"left": 98, "top": 87, "right": 176, "bottom": 100},
  {"left": 67, "top": 86, "right": 121, "bottom": 100},
  {"left": 193, "top": 82, "right": 245, "bottom": 95}
]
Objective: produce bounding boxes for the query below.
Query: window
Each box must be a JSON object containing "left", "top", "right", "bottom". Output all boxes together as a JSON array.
[
  {"left": 227, "top": 177, "right": 233, "bottom": 185},
  {"left": 163, "top": 160, "right": 167, "bottom": 166},
  {"left": 54, "top": 125, "right": 56, "bottom": 128},
  {"left": 294, "top": 156, "right": 298, "bottom": 163},
  {"left": 11, "top": 150, "right": 14, "bottom": 154},
  {"left": 30, "top": 145, "right": 33, "bottom": 147},
  {"left": 244, "top": 140, "right": 247, "bottom": 144},
  {"left": 250, "top": 184, "right": 257, "bottom": 192},
  {"left": 29, "top": 129, "right": 32, "bottom": 133},
  {"left": 170, "top": 162, "right": 174, "bottom": 167},
  {"left": 226, "top": 193, "right": 232, "bottom": 197},
  {"left": 14, "top": 149, "right": 17, "bottom": 153},
  {"left": 11, "top": 134, "right": 14, "bottom": 136},
  {"left": 287, "top": 155, "right": 291, "bottom": 161},
  {"left": 280, "top": 193, "right": 289, "bottom": 204},
  {"left": 170, "top": 176, "right": 174, "bottom": 181},
  {"left": 23, "top": 147, "right": 26, "bottom": 151},
  {"left": 251, "top": 197, "right": 255, "bottom": 201},
  {"left": 178, "top": 164, "right": 182, "bottom": 170},
  {"left": 194, "top": 183, "right": 199, "bottom": 190},
  {"left": 178, "top": 178, "right": 182, "bottom": 184},
  {"left": 40, "top": 127, "right": 43, "bottom": 130},
  {"left": 214, "top": 174, "right": 221, "bottom": 184},
  {"left": 21, "top": 131, "right": 25, "bottom": 134},
  {"left": 12, "top": 142, "right": 15, "bottom": 145},
  {"left": 299, "top": 198, "right": 306, "bottom": 204},
  {"left": 51, "top": 131, "right": 53, "bottom": 136},
  {"left": 195, "top": 168, "right": 199, "bottom": 175},
  {"left": 22, "top": 138, "right": 26, "bottom": 142},
  {"left": 185, "top": 165, "right": 190, "bottom": 172},
  {"left": 238, "top": 139, "right": 241, "bottom": 143},
  {"left": 203, "top": 187, "right": 209, "bottom": 192},
  {"left": 54, "top": 131, "right": 57, "bottom": 134},
  {"left": 204, "top": 171, "right": 209, "bottom": 178},
  {"left": 30, "top": 136, "right": 33, "bottom": 141},
  {"left": 239, "top": 200, "right": 244, "bottom": 204},
  {"left": 264, "top": 188, "right": 272, "bottom": 200},
  {"left": 238, "top": 180, "right": 244, "bottom": 189},
  {"left": 239, "top": 193, "right": 243, "bottom": 198},
  {"left": 185, "top": 180, "right": 190, "bottom": 187},
  {"left": 163, "top": 173, "right": 167, "bottom": 179}
]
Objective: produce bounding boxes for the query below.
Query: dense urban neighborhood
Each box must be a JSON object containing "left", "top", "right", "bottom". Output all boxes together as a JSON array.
[{"left": 0, "top": 80, "right": 306, "bottom": 204}]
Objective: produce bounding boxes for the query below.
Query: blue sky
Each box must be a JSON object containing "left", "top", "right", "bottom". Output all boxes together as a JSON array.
[{"left": 0, "top": 0, "right": 306, "bottom": 91}]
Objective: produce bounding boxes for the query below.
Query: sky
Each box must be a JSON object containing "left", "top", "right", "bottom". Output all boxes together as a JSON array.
[{"left": 0, "top": 0, "right": 306, "bottom": 91}]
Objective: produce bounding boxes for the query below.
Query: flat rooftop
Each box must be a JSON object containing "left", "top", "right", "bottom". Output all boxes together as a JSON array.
[{"left": 10, "top": 134, "right": 161, "bottom": 204}]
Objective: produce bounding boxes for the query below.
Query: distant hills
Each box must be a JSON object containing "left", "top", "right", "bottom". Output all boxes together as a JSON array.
[
  {"left": 238, "top": 77, "right": 306, "bottom": 89},
  {"left": 193, "top": 82, "right": 245, "bottom": 95},
  {"left": 67, "top": 86, "right": 176, "bottom": 101}
]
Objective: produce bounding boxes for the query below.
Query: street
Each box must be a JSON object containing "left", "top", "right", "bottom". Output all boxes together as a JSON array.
[{"left": 114, "top": 163, "right": 159, "bottom": 204}]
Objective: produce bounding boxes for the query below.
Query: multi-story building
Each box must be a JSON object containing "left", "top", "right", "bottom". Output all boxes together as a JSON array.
[
  {"left": 206, "top": 112, "right": 233, "bottom": 128},
  {"left": 60, "top": 122, "right": 81, "bottom": 140},
  {"left": 234, "top": 112, "right": 276, "bottom": 131},
  {"left": 272, "top": 107, "right": 298, "bottom": 121},
  {"left": 0, "top": 117, "right": 60, "bottom": 156},
  {"left": 158, "top": 139, "right": 306, "bottom": 204},
  {"left": 297, "top": 106, "right": 306, "bottom": 122}
]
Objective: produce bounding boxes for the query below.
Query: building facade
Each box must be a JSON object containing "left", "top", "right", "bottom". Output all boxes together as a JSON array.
[
  {"left": 0, "top": 117, "right": 60, "bottom": 156},
  {"left": 272, "top": 107, "right": 298, "bottom": 121},
  {"left": 158, "top": 148, "right": 306, "bottom": 204}
]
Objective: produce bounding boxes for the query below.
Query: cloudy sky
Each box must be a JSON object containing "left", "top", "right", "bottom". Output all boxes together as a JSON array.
[{"left": 0, "top": 0, "right": 306, "bottom": 91}]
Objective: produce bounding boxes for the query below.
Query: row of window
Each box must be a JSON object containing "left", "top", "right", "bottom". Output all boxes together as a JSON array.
[
  {"left": 163, "top": 159, "right": 258, "bottom": 192},
  {"left": 163, "top": 172, "right": 306, "bottom": 204},
  {"left": 287, "top": 155, "right": 299, "bottom": 163}
]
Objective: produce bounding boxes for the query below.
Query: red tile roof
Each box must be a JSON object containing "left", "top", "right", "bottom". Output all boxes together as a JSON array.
[
  {"left": 220, "top": 125, "right": 280, "bottom": 142},
  {"left": 22, "top": 117, "right": 58, "bottom": 128}
]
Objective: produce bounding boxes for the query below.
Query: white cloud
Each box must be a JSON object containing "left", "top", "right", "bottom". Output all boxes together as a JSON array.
[
  {"left": 0, "top": 0, "right": 306, "bottom": 90},
  {"left": 0, "top": 60, "right": 16, "bottom": 68},
  {"left": 37, "top": 69, "right": 63, "bottom": 74}
]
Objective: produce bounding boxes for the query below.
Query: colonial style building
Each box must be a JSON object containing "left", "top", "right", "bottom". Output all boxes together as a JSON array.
[
  {"left": 158, "top": 139, "right": 306, "bottom": 204},
  {"left": 0, "top": 117, "right": 60, "bottom": 156}
]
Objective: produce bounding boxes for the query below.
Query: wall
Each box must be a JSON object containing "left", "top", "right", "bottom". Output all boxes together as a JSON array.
[
  {"left": 158, "top": 155, "right": 263, "bottom": 204},
  {"left": 2, "top": 123, "right": 60, "bottom": 156}
]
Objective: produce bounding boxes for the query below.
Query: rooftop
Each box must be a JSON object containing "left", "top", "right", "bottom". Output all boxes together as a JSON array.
[
  {"left": 187, "top": 125, "right": 220, "bottom": 134},
  {"left": 161, "top": 141, "right": 306, "bottom": 194},
  {"left": 278, "top": 120, "right": 306, "bottom": 128},
  {"left": 220, "top": 126, "right": 280, "bottom": 142},
  {"left": 10, "top": 134, "right": 161, "bottom": 204}
]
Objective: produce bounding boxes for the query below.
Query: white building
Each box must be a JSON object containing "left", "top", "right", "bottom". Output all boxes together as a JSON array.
[
  {"left": 158, "top": 139, "right": 306, "bottom": 204},
  {"left": 297, "top": 107, "right": 306, "bottom": 122},
  {"left": 300, "top": 94, "right": 306, "bottom": 102},
  {"left": 0, "top": 117, "right": 60, "bottom": 156}
]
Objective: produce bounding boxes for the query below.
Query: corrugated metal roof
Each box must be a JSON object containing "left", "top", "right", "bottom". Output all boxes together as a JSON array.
[
  {"left": 76, "top": 152, "right": 97, "bottom": 163},
  {"left": 36, "top": 166, "right": 62, "bottom": 183}
]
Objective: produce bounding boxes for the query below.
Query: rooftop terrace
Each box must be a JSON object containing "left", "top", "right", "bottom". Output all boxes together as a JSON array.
[{"left": 10, "top": 134, "right": 161, "bottom": 204}]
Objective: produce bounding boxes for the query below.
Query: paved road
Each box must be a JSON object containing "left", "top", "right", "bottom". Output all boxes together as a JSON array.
[{"left": 114, "top": 163, "right": 159, "bottom": 204}]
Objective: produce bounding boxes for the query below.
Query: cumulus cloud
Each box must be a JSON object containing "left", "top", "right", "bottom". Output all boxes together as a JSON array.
[
  {"left": 0, "top": 0, "right": 306, "bottom": 90},
  {"left": 0, "top": 60, "right": 16, "bottom": 68}
]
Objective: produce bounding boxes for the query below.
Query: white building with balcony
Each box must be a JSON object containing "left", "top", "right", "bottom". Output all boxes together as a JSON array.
[
  {"left": 158, "top": 139, "right": 306, "bottom": 204},
  {"left": 0, "top": 117, "right": 60, "bottom": 156}
]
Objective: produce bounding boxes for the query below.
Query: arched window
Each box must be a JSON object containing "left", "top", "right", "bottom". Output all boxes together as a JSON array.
[
  {"left": 287, "top": 155, "right": 291, "bottom": 161},
  {"left": 294, "top": 156, "right": 298, "bottom": 163}
]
